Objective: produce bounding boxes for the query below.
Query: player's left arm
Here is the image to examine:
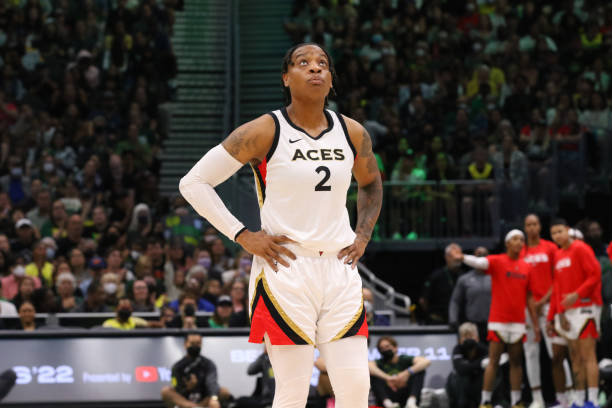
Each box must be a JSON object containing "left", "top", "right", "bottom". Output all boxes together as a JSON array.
[{"left": 337, "top": 116, "right": 382, "bottom": 268}]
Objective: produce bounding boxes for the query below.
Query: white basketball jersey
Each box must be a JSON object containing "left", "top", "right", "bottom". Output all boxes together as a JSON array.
[{"left": 250, "top": 107, "right": 357, "bottom": 252}]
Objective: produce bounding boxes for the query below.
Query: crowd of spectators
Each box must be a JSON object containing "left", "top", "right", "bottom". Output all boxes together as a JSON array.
[
  {"left": 0, "top": 0, "right": 257, "bottom": 331},
  {"left": 286, "top": 0, "right": 612, "bottom": 238}
]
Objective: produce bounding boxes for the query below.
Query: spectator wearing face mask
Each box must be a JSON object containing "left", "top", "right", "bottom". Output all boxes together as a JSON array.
[
  {"left": 101, "top": 271, "right": 122, "bottom": 310},
  {"left": 1, "top": 263, "right": 41, "bottom": 301},
  {"left": 0, "top": 157, "right": 30, "bottom": 206},
  {"left": 161, "top": 333, "right": 223, "bottom": 408},
  {"left": 40, "top": 237, "right": 57, "bottom": 262},
  {"left": 221, "top": 251, "right": 252, "bottom": 284},
  {"left": 103, "top": 297, "right": 148, "bottom": 330},
  {"left": 445, "top": 322, "right": 489, "bottom": 408},
  {"left": 194, "top": 247, "right": 216, "bottom": 279},
  {"left": 127, "top": 203, "right": 152, "bottom": 242},
  {"left": 25, "top": 240, "right": 54, "bottom": 287},
  {"left": 369, "top": 335, "right": 431, "bottom": 408}
]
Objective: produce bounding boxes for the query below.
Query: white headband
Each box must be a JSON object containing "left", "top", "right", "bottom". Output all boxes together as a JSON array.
[
  {"left": 569, "top": 228, "right": 583, "bottom": 240},
  {"left": 505, "top": 229, "right": 525, "bottom": 243}
]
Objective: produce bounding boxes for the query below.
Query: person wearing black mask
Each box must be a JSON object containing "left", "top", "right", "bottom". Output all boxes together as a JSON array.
[
  {"left": 369, "top": 336, "right": 431, "bottom": 408},
  {"left": 445, "top": 323, "right": 489, "bottom": 408},
  {"left": 102, "top": 297, "right": 148, "bottom": 330},
  {"left": 166, "top": 293, "right": 201, "bottom": 329},
  {"left": 161, "top": 333, "right": 222, "bottom": 408}
]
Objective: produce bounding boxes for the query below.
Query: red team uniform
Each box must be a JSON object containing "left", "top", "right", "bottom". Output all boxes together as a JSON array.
[
  {"left": 485, "top": 254, "right": 534, "bottom": 343},
  {"left": 547, "top": 240, "right": 602, "bottom": 340},
  {"left": 520, "top": 239, "right": 557, "bottom": 303}
]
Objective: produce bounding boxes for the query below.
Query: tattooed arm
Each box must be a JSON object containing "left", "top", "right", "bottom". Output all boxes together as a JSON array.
[
  {"left": 337, "top": 116, "right": 383, "bottom": 268},
  {"left": 180, "top": 114, "right": 295, "bottom": 270}
]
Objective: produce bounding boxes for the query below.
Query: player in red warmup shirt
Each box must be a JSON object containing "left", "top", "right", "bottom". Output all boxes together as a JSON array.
[
  {"left": 449, "top": 229, "right": 538, "bottom": 408},
  {"left": 521, "top": 214, "right": 572, "bottom": 408},
  {"left": 547, "top": 219, "right": 602, "bottom": 408}
]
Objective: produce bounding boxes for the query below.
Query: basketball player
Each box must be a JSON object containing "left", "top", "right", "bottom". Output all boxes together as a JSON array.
[
  {"left": 547, "top": 219, "right": 602, "bottom": 408},
  {"left": 179, "top": 43, "right": 382, "bottom": 408},
  {"left": 449, "top": 230, "right": 538, "bottom": 408},
  {"left": 521, "top": 214, "right": 571, "bottom": 408}
]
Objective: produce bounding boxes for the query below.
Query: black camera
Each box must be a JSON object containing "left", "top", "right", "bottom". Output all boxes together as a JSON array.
[{"left": 184, "top": 304, "right": 196, "bottom": 317}]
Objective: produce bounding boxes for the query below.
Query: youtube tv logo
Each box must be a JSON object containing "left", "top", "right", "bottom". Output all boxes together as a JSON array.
[{"left": 135, "top": 366, "right": 158, "bottom": 382}]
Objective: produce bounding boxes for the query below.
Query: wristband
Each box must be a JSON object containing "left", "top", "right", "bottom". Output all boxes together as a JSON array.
[
  {"left": 234, "top": 227, "right": 248, "bottom": 241},
  {"left": 408, "top": 368, "right": 414, "bottom": 375}
]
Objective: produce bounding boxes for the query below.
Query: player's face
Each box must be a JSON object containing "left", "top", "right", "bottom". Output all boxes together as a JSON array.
[
  {"left": 283, "top": 45, "right": 332, "bottom": 102},
  {"left": 550, "top": 225, "right": 569, "bottom": 246},
  {"left": 506, "top": 235, "right": 524, "bottom": 254},
  {"left": 524, "top": 215, "right": 540, "bottom": 237}
]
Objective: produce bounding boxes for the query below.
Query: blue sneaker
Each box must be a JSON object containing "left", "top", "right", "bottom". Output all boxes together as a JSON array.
[
  {"left": 570, "top": 403, "right": 584, "bottom": 408},
  {"left": 582, "top": 401, "right": 599, "bottom": 408}
]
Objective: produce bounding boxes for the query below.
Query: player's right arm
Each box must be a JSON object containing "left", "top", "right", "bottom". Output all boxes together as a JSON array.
[
  {"left": 179, "top": 115, "right": 295, "bottom": 271},
  {"left": 448, "top": 246, "right": 490, "bottom": 271}
]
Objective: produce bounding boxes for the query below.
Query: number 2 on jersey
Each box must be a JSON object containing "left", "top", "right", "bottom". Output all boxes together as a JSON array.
[{"left": 315, "top": 166, "right": 331, "bottom": 191}]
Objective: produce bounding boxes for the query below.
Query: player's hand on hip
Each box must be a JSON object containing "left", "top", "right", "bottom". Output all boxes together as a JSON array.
[
  {"left": 338, "top": 234, "right": 368, "bottom": 269},
  {"left": 236, "top": 230, "right": 296, "bottom": 271}
]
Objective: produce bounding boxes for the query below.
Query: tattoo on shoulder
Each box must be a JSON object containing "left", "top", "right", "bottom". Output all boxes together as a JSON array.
[
  {"left": 360, "top": 128, "right": 378, "bottom": 174},
  {"left": 223, "top": 127, "right": 250, "bottom": 157}
]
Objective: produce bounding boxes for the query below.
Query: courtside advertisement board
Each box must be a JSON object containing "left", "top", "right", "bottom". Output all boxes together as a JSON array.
[{"left": 1, "top": 331, "right": 456, "bottom": 404}]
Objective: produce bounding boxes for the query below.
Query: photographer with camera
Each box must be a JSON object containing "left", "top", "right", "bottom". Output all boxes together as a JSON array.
[
  {"left": 161, "top": 333, "right": 221, "bottom": 408},
  {"left": 446, "top": 322, "right": 489, "bottom": 408},
  {"left": 167, "top": 292, "right": 201, "bottom": 329}
]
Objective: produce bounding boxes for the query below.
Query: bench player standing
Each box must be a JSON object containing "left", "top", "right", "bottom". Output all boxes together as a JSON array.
[
  {"left": 179, "top": 43, "right": 383, "bottom": 408},
  {"left": 547, "top": 219, "right": 602, "bottom": 408},
  {"left": 521, "top": 214, "right": 571, "bottom": 408},
  {"left": 449, "top": 230, "right": 538, "bottom": 408}
]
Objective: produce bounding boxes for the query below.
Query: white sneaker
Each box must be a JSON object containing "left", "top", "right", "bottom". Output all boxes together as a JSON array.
[
  {"left": 383, "top": 399, "right": 400, "bottom": 408},
  {"left": 405, "top": 400, "right": 418, "bottom": 408},
  {"left": 529, "top": 401, "right": 544, "bottom": 408}
]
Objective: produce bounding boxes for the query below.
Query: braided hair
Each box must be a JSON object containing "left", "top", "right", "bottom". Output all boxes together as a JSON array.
[{"left": 280, "top": 42, "right": 337, "bottom": 106}]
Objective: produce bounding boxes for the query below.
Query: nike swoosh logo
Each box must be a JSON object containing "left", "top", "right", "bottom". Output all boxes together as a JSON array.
[{"left": 289, "top": 138, "right": 302, "bottom": 143}]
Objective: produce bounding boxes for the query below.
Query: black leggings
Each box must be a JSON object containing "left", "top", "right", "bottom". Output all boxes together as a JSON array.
[{"left": 371, "top": 371, "right": 425, "bottom": 406}]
